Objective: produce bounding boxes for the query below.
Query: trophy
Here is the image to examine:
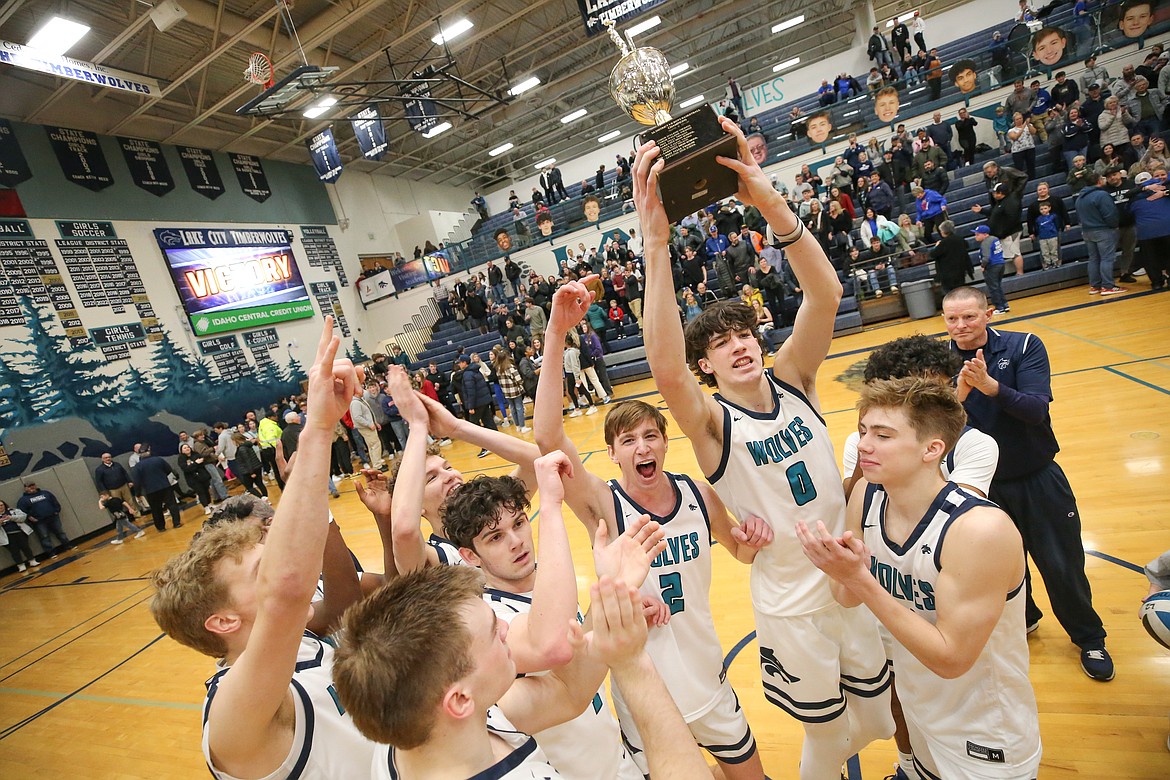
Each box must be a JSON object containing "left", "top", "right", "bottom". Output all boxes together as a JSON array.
[{"left": 604, "top": 20, "right": 739, "bottom": 223}]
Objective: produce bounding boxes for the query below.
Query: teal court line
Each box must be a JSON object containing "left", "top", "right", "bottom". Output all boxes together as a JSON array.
[
  {"left": 1034, "top": 322, "right": 1170, "bottom": 371},
  {"left": 0, "top": 686, "right": 200, "bottom": 711},
  {"left": 1102, "top": 366, "right": 1170, "bottom": 397}
]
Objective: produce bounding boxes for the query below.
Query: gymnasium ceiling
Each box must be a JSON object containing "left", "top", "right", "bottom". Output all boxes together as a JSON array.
[{"left": 0, "top": 0, "right": 967, "bottom": 189}]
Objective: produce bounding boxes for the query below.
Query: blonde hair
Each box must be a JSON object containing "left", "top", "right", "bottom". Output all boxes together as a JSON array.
[
  {"left": 857, "top": 377, "right": 966, "bottom": 451},
  {"left": 149, "top": 522, "right": 263, "bottom": 657}
]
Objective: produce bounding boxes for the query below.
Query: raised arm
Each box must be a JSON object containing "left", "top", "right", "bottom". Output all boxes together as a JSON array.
[
  {"left": 635, "top": 142, "right": 725, "bottom": 471},
  {"left": 415, "top": 392, "right": 542, "bottom": 495},
  {"left": 533, "top": 278, "right": 619, "bottom": 536},
  {"left": 712, "top": 120, "right": 843, "bottom": 398},
  {"left": 206, "top": 318, "right": 362, "bottom": 774},
  {"left": 385, "top": 365, "right": 436, "bottom": 573},
  {"left": 501, "top": 451, "right": 581, "bottom": 674},
  {"left": 305, "top": 521, "right": 363, "bottom": 637}
]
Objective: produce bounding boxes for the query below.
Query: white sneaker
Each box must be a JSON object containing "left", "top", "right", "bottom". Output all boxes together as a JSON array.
[
  {"left": 569, "top": 409, "right": 583, "bottom": 417},
  {"left": 585, "top": 406, "right": 599, "bottom": 415},
  {"left": 135, "top": 530, "right": 147, "bottom": 539},
  {"left": 439, "top": 438, "right": 453, "bottom": 446},
  {"left": 17, "top": 563, "right": 26, "bottom": 572},
  {"left": 205, "top": 506, "right": 214, "bottom": 515},
  {"left": 601, "top": 397, "right": 612, "bottom": 404},
  {"left": 28, "top": 559, "right": 39, "bottom": 566},
  {"left": 518, "top": 426, "right": 531, "bottom": 433},
  {"left": 111, "top": 538, "right": 124, "bottom": 545}
]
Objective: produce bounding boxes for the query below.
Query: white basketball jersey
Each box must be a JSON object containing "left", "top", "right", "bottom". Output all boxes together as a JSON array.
[
  {"left": 609, "top": 473, "right": 726, "bottom": 721},
  {"left": 484, "top": 589, "right": 642, "bottom": 780},
  {"left": 862, "top": 482, "right": 1042, "bottom": 776},
  {"left": 708, "top": 373, "right": 844, "bottom": 616},
  {"left": 843, "top": 426, "right": 1000, "bottom": 497},
  {"left": 202, "top": 632, "right": 377, "bottom": 780},
  {"left": 429, "top": 532, "right": 468, "bottom": 566},
  {"left": 373, "top": 707, "right": 560, "bottom": 779}
]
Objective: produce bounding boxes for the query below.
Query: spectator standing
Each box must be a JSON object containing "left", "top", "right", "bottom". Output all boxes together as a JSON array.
[
  {"left": 1075, "top": 171, "right": 1125, "bottom": 294},
  {"left": 972, "top": 226, "right": 1010, "bottom": 312},
  {"left": 1034, "top": 201, "right": 1066, "bottom": 268},
  {"left": 955, "top": 108, "right": 979, "bottom": 165},
  {"left": 973, "top": 183, "right": 1026, "bottom": 278},
  {"left": 1128, "top": 171, "right": 1170, "bottom": 289},
  {"left": 0, "top": 500, "right": 38, "bottom": 570},
  {"left": 130, "top": 448, "right": 183, "bottom": 532},
  {"left": 725, "top": 77, "right": 745, "bottom": 117},
  {"left": 1026, "top": 181, "right": 1072, "bottom": 240},
  {"left": 868, "top": 26, "right": 895, "bottom": 68},
  {"left": 891, "top": 18, "right": 911, "bottom": 60},
  {"left": 456, "top": 356, "right": 498, "bottom": 456},
  {"left": 93, "top": 452, "right": 135, "bottom": 509},
  {"left": 925, "top": 48, "right": 943, "bottom": 101},
  {"left": 942, "top": 286, "right": 1114, "bottom": 683},
  {"left": 1051, "top": 70, "right": 1080, "bottom": 106},
  {"left": 1081, "top": 56, "right": 1110, "bottom": 93},
  {"left": 1103, "top": 167, "right": 1139, "bottom": 282},
  {"left": 1125, "top": 77, "right": 1166, "bottom": 139},
  {"left": 1061, "top": 107, "right": 1094, "bottom": 170},
  {"left": 471, "top": 192, "right": 488, "bottom": 224},
  {"left": 929, "top": 220, "right": 972, "bottom": 293},
  {"left": 1007, "top": 112, "right": 1037, "bottom": 179},
  {"left": 926, "top": 111, "right": 954, "bottom": 161},
  {"left": 911, "top": 11, "right": 927, "bottom": 52},
  {"left": 913, "top": 185, "right": 948, "bottom": 242},
  {"left": 16, "top": 483, "right": 73, "bottom": 557}
]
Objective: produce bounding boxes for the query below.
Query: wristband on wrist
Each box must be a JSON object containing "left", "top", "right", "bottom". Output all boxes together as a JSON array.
[{"left": 767, "top": 219, "right": 806, "bottom": 247}]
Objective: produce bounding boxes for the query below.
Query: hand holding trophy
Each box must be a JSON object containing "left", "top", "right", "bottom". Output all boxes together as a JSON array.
[{"left": 604, "top": 20, "right": 739, "bottom": 222}]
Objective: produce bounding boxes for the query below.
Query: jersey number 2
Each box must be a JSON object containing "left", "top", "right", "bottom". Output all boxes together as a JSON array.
[
  {"left": 786, "top": 461, "right": 817, "bottom": 506},
  {"left": 659, "top": 572, "right": 686, "bottom": 615}
]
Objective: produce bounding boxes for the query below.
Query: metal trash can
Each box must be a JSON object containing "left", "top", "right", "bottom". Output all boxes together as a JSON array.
[{"left": 902, "top": 279, "right": 937, "bottom": 319}]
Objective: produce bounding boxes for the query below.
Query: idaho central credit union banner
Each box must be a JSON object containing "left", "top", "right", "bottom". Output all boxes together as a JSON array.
[{"left": 154, "top": 227, "right": 314, "bottom": 336}]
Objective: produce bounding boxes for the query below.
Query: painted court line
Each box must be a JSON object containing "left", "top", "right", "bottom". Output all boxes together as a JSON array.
[
  {"left": 1101, "top": 366, "right": 1170, "bottom": 397},
  {"left": 0, "top": 686, "right": 199, "bottom": 711}
]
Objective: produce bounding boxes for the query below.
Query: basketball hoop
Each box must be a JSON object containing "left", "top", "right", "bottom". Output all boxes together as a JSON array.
[{"left": 244, "top": 52, "right": 275, "bottom": 89}]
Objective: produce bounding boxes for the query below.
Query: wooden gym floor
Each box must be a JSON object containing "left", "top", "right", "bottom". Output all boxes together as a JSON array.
[{"left": 0, "top": 287, "right": 1167, "bottom": 779}]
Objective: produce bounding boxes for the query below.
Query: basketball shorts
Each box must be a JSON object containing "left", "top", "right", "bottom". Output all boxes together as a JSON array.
[
  {"left": 1000, "top": 233, "right": 1022, "bottom": 258},
  {"left": 906, "top": 713, "right": 1041, "bottom": 780},
  {"left": 617, "top": 678, "right": 756, "bottom": 773},
  {"left": 755, "top": 603, "right": 892, "bottom": 723}
]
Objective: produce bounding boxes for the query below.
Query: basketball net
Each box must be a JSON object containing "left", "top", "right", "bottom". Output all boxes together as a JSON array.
[{"left": 244, "top": 52, "right": 275, "bottom": 89}]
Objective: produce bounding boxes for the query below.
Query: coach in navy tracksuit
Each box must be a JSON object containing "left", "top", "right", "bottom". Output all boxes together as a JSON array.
[
  {"left": 131, "top": 446, "right": 183, "bottom": 531},
  {"left": 943, "top": 286, "right": 1113, "bottom": 682}
]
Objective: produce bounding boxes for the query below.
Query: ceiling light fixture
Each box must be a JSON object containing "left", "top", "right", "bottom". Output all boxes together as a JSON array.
[
  {"left": 302, "top": 96, "right": 338, "bottom": 118},
  {"left": 678, "top": 95, "right": 705, "bottom": 109},
  {"left": 432, "top": 18, "right": 473, "bottom": 45},
  {"left": 627, "top": 15, "right": 661, "bottom": 37},
  {"left": 488, "top": 142, "right": 514, "bottom": 156},
  {"left": 422, "top": 121, "right": 453, "bottom": 138},
  {"left": 27, "top": 16, "right": 90, "bottom": 56},
  {"left": 533, "top": 157, "right": 556, "bottom": 169},
  {"left": 508, "top": 76, "right": 541, "bottom": 95},
  {"left": 597, "top": 130, "right": 621, "bottom": 142},
  {"left": 771, "top": 15, "right": 805, "bottom": 34},
  {"left": 669, "top": 62, "right": 690, "bottom": 76},
  {"left": 772, "top": 57, "right": 800, "bottom": 72},
  {"left": 560, "top": 108, "right": 588, "bottom": 124}
]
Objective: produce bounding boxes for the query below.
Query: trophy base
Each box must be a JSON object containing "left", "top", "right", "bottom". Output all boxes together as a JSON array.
[{"left": 639, "top": 105, "right": 740, "bottom": 224}]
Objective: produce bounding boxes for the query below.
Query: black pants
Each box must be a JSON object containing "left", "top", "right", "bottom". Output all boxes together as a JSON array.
[
  {"left": 260, "top": 446, "right": 285, "bottom": 489},
  {"left": 146, "top": 488, "right": 182, "bottom": 530},
  {"left": 465, "top": 405, "right": 498, "bottom": 431},
  {"left": 959, "top": 138, "right": 976, "bottom": 165},
  {"left": 331, "top": 438, "right": 352, "bottom": 476},
  {"left": 189, "top": 477, "right": 212, "bottom": 507},
  {"left": 237, "top": 469, "right": 268, "bottom": 499},
  {"left": 1139, "top": 236, "right": 1170, "bottom": 288},
  {"left": 1012, "top": 147, "right": 1036, "bottom": 179},
  {"left": 378, "top": 424, "right": 400, "bottom": 457},
  {"left": 928, "top": 77, "right": 941, "bottom": 100},
  {"left": 988, "top": 461, "right": 1106, "bottom": 647},
  {"left": 5, "top": 531, "right": 35, "bottom": 565}
]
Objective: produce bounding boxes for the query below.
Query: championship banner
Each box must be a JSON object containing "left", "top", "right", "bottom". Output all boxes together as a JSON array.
[
  {"left": 0, "top": 40, "right": 162, "bottom": 97},
  {"left": 45, "top": 126, "right": 114, "bottom": 192},
  {"left": 403, "top": 79, "right": 439, "bottom": 134},
  {"left": 154, "top": 227, "right": 314, "bottom": 336},
  {"left": 352, "top": 106, "right": 388, "bottom": 160},
  {"left": 117, "top": 137, "right": 175, "bottom": 197},
  {"left": 577, "top": 0, "right": 668, "bottom": 36},
  {"left": 177, "top": 146, "right": 225, "bottom": 200},
  {"left": 357, "top": 269, "right": 394, "bottom": 303},
  {"left": 0, "top": 119, "right": 32, "bottom": 188},
  {"left": 229, "top": 153, "right": 271, "bottom": 203},
  {"left": 306, "top": 128, "right": 343, "bottom": 183}
]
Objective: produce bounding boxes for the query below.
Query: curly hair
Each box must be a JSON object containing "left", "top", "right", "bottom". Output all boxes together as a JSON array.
[
  {"left": 683, "top": 300, "right": 768, "bottom": 387},
  {"left": 441, "top": 475, "right": 531, "bottom": 551},
  {"left": 863, "top": 335, "right": 961, "bottom": 383}
]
